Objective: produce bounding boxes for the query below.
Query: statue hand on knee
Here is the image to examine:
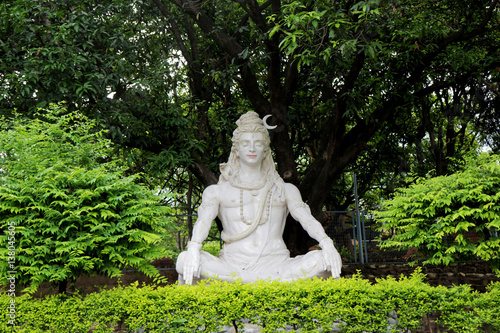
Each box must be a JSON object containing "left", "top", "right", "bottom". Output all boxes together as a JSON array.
[
  {"left": 183, "top": 241, "right": 202, "bottom": 285},
  {"left": 320, "top": 238, "right": 342, "bottom": 278}
]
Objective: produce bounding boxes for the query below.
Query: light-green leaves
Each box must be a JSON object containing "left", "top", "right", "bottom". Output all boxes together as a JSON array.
[
  {"left": 376, "top": 153, "right": 500, "bottom": 275},
  {"left": 2, "top": 273, "right": 500, "bottom": 332},
  {"left": 0, "top": 104, "right": 174, "bottom": 293}
]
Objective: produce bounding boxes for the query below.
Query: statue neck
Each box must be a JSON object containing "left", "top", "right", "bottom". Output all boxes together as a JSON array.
[
  {"left": 238, "top": 163, "right": 263, "bottom": 183},
  {"left": 230, "top": 165, "right": 267, "bottom": 191}
]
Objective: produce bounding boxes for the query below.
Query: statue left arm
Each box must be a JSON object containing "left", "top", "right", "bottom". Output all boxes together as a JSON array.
[{"left": 285, "top": 183, "right": 342, "bottom": 278}]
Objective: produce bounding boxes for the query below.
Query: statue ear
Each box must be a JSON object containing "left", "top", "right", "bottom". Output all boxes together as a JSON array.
[{"left": 220, "top": 162, "right": 232, "bottom": 181}]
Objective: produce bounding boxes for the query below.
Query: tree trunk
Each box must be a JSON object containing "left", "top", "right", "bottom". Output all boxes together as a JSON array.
[
  {"left": 58, "top": 279, "right": 67, "bottom": 294},
  {"left": 186, "top": 172, "right": 194, "bottom": 239}
]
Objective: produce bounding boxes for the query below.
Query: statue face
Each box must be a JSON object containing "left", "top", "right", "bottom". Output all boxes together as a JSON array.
[{"left": 237, "top": 132, "right": 266, "bottom": 167}]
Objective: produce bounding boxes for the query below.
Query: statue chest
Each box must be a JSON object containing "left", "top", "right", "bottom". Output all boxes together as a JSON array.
[
  {"left": 220, "top": 186, "right": 284, "bottom": 207},
  {"left": 219, "top": 186, "right": 287, "bottom": 225}
]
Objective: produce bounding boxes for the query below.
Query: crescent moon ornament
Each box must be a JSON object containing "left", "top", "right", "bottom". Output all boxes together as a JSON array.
[{"left": 263, "top": 115, "right": 277, "bottom": 130}]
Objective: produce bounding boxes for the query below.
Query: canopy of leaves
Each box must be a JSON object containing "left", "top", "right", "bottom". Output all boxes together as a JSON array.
[
  {"left": 0, "top": 0, "right": 196, "bottom": 169},
  {"left": 375, "top": 153, "right": 500, "bottom": 274},
  {"left": 1, "top": 0, "right": 499, "bottom": 253},
  {"left": 0, "top": 104, "right": 175, "bottom": 293},
  {"left": 153, "top": 0, "right": 500, "bottom": 214}
]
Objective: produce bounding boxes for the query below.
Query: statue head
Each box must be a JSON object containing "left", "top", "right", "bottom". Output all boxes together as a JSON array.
[
  {"left": 219, "top": 111, "right": 279, "bottom": 183},
  {"left": 232, "top": 111, "right": 271, "bottom": 154}
]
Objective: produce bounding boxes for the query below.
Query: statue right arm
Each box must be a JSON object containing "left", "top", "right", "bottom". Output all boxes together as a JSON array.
[
  {"left": 183, "top": 185, "right": 220, "bottom": 284},
  {"left": 191, "top": 185, "right": 220, "bottom": 243}
]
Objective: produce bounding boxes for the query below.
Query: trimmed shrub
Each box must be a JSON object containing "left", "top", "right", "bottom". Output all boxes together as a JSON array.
[{"left": 1, "top": 271, "right": 499, "bottom": 332}]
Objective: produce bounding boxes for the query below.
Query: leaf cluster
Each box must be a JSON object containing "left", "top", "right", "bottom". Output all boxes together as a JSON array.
[
  {"left": 0, "top": 104, "right": 175, "bottom": 293},
  {"left": 0, "top": 0, "right": 196, "bottom": 169},
  {"left": 376, "top": 153, "right": 500, "bottom": 274}
]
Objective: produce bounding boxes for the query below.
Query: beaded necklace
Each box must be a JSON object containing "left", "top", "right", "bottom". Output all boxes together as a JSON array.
[
  {"left": 239, "top": 187, "right": 272, "bottom": 226},
  {"left": 221, "top": 180, "right": 275, "bottom": 244}
]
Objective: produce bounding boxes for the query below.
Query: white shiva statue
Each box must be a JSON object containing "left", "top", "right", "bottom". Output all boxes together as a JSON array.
[{"left": 176, "top": 111, "right": 342, "bottom": 284}]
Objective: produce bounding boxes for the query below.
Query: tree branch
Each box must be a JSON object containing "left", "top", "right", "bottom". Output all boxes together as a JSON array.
[
  {"left": 151, "top": 0, "right": 193, "bottom": 64},
  {"left": 243, "top": 0, "right": 271, "bottom": 32},
  {"left": 178, "top": 0, "right": 244, "bottom": 58}
]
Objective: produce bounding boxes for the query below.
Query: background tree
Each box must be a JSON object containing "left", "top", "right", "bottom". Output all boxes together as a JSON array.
[
  {"left": 1, "top": 0, "right": 499, "bottom": 254},
  {"left": 375, "top": 153, "right": 500, "bottom": 275},
  {"left": 150, "top": 0, "right": 500, "bottom": 252},
  {"left": 0, "top": 104, "right": 175, "bottom": 293}
]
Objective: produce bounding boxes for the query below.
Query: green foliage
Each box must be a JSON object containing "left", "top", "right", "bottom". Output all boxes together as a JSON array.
[
  {"left": 1, "top": 0, "right": 166, "bottom": 113},
  {"left": 376, "top": 153, "right": 500, "bottom": 274},
  {"left": 269, "top": 0, "right": 382, "bottom": 69},
  {"left": 0, "top": 104, "right": 175, "bottom": 293},
  {"left": 264, "top": 0, "right": 499, "bottom": 213},
  {"left": 0, "top": 0, "right": 195, "bottom": 170},
  {"left": 1, "top": 272, "right": 500, "bottom": 332},
  {"left": 201, "top": 241, "right": 221, "bottom": 257},
  {"left": 1, "top": 0, "right": 499, "bottom": 254}
]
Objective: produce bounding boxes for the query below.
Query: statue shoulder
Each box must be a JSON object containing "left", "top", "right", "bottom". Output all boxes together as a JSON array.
[
  {"left": 283, "top": 182, "right": 311, "bottom": 211},
  {"left": 283, "top": 182, "right": 302, "bottom": 199},
  {"left": 201, "top": 184, "right": 221, "bottom": 201},
  {"left": 283, "top": 183, "right": 313, "bottom": 217}
]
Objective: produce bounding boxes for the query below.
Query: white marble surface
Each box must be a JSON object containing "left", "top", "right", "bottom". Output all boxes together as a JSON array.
[{"left": 176, "top": 112, "right": 342, "bottom": 284}]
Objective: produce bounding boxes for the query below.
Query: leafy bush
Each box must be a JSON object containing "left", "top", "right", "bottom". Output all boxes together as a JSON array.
[
  {"left": 375, "top": 153, "right": 500, "bottom": 274},
  {"left": 201, "top": 241, "right": 221, "bottom": 257},
  {"left": 1, "top": 272, "right": 499, "bottom": 332},
  {"left": 0, "top": 104, "right": 175, "bottom": 293}
]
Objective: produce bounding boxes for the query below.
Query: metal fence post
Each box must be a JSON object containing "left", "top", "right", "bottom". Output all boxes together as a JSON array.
[
  {"left": 354, "top": 174, "right": 365, "bottom": 264},
  {"left": 351, "top": 213, "right": 358, "bottom": 263},
  {"left": 361, "top": 211, "right": 368, "bottom": 262}
]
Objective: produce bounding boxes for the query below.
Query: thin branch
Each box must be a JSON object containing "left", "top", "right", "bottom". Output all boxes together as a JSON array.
[{"left": 151, "top": 0, "right": 194, "bottom": 64}]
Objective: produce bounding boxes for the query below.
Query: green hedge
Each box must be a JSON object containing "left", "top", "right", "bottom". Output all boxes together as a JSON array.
[{"left": 2, "top": 271, "right": 499, "bottom": 332}]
